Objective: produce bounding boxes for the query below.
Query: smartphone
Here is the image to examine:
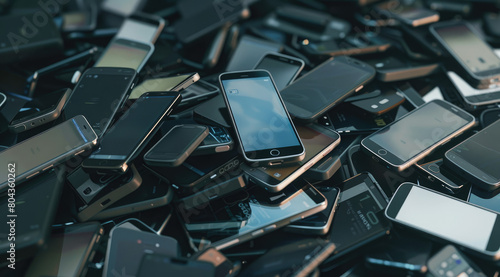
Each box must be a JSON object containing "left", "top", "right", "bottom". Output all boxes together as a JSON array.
[
  {"left": 144, "top": 124, "right": 209, "bottom": 167},
  {"left": 444, "top": 119, "right": 500, "bottom": 191},
  {"left": 101, "top": 0, "right": 146, "bottom": 16},
  {"left": 375, "top": 0, "right": 440, "bottom": 27},
  {"left": 130, "top": 73, "right": 200, "bottom": 100},
  {"left": 361, "top": 99, "right": 475, "bottom": 171},
  {"left": 116, "top": 12, "right": 165, "bottom": 44},
  {"left": 480, "top": 108, "right": 500, "bottom": 128},
  {"left": 428, "top": 245, "right": 487, "bottom": 277},
  {"left": 0, "top": 168, "right": 64, "bottom": 265},
  {"left": 349, "top": 86, "right": 406, "bottom": 116},
  {"left": 254, "top": 52, "right": 304, "bottom": 91},
  {"left": 301, "top": 32, "right": 392, "bottom": 57},
  {"left": 193, "top": 95, "right": 232, "bottom": 129},
  {"left": 192, "top": 125, "right": 234, "bottom": 156},
  {"left": 386, "top": 183, "right": 500, "bottom": 260},
  {"left": 0, "top": 116, "right": 97, "bottom": 192},
  {"left": 94, "top": 38, "right": 154, "bottom": 72},
  {"left": 137, "top": 254, "right": 215, "bottom": 277},
  {"left": 62, "top": 67, "right": 137, "bottom": 136},
  {"left": 192, "top": 248, "right": 235, "bottom": 277},
  {"left": 103, "top": 227, "right": 179, "bottom": 277},
  {"left": 82, "top": 91, "right": 181, "bottom": 173},
  {"left": 62, "top": 0, "right": 98, "bottom": 32},
  {"left": 447, "top": 71, "right": 500, "bottom": 110},
  {"left": 8, "top": 88, "right": 71, "bottom": 133},
  {"left": 219, "top": 70, "right": 305, "bottom": 166},
  {"left": 429, "top": 21, "right": 500, "bottom": 89},
  {"left": 287, "top": 186, "right": 341, "bottom": 235},
  {"left": 25, "top": 222, "right": 103, "bottom": 277},
  {"left": 281, "top": 56, "right": 376, "bottom": 122},
  {"left": 226, "top": 36, "right": 283, "bottom": 72},
  {"left": 416, "top": 158, "right": 468, "bottom": 193},
  {"left": 178, "top": 79, "right": 219, "bottom": 109},
  {"left": 242, "top": 124, "right": 340, "bottom": 192}
]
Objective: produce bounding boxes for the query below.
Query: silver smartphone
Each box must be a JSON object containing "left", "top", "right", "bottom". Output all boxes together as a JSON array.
[
  {"left": 94, "top": 38, "right": 154, "bottom": 73},
  {"left": 447, "top": 71, "right": 500, "bottom": 110},
  {"left": 0, "top": 115, "right": 97, "bottom": 192}
]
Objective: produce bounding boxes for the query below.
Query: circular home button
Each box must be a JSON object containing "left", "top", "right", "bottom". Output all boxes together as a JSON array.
[
  {"left": 270, "top": 149, "right": 280, "bottom": 156},
  {"left": 428, "top": 164, "right": 440, "bottom": 173},
  {"left": 377, "top": 149, "right": 388, "bottom": 156}
]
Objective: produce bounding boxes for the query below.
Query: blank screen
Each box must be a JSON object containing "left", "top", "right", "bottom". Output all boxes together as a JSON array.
[
  {"left": 255, "top": 57, "right": 301, "bottom": 91},
  {"left": 95, "top": 41, "right": 149, "bottom": 70}
]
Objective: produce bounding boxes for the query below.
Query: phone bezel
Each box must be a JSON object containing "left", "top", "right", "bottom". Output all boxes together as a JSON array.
[{"left": 254, "top": 52, "right": 305, "bottom": 90}]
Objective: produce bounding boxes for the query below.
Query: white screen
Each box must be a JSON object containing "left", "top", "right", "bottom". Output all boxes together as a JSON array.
[
  {"left": 116, "top": 19, "right": 158, "bottom": 44},
  {"left": 396, "top": 187, "right": 496, "bottom": 250}
]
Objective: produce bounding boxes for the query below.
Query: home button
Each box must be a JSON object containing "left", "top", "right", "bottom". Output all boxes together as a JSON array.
[
  {"left": 270, "top": 149, "right": 280, "bottom": 156},
  {"left": 377, "top": 149, "right": 388, "bottom": 156}
]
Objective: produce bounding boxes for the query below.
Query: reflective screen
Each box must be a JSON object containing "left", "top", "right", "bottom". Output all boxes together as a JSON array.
[
  {"left": 435, "top": 24, "right": 500, "bottom": 73},
  {"left": 117, "top": 19, "right": 158, "bottom": 44},
  {"left": 11, "top": 89, "right": 65, "bottom": 123},
  {"left": 95, "top": 41, "right": 150, "bottom": 70},
  {"left": 130, "top": 75, "right": 191, "bottom": 99},
  {"left": 221, "top": 76, "right": 301, "bottom": 152},
  {"left": 395, "top": 186, "right": 496, "bottom": 250},
  {"left": 367, "top": 101, "right": 469, "bottom": 161},
  {"left": 255, "top": 57, "right": 301, "bottom": 90}
]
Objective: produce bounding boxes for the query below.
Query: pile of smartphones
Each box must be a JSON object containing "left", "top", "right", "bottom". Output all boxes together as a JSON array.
[{"left": 3, "top": 0, "right": 500, "bottom": 276}]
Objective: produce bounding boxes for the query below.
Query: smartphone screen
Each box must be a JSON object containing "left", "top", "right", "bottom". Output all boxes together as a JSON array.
[
  {"left": 95, "top": 39, "right": 153, "bottom": 72},
  {"left": 254, "top": 53, "right": 304, "bottom": 91},
  {"left": 220, "top": 71, "right": 303, "bottom": 163},
  {"left": 116, "top": 18, "right": 161, "bottom": 44},
  {"left": 130, "top": 74, "right": 195, "bottom": 100}
]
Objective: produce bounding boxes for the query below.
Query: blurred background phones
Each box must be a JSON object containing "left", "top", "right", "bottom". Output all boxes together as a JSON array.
[
  {"left": 130, "top": 73, "right": 199, "bottom": 100},
  {"left": 427, "top": 245, "right": 487, "bottom": 277},
  {"left": 136, "top": 254, "right": 214, "bottom": 277},
  {"left": 374, "top": 0, "right": 440, "bottom": 27},
  {"left": 447, "top": 71, "right": 500, "bottom": 110},
  {"left": 300, "top": 32, "right": 391, "bottom": 57},
  {"left": 94, "top": 38, "right": 154, "bottom": 72},
  {"left": 101, "top": 0, "right": 147, "bottom": 17},
  {"left": 226, "top": 35, "right": 283, "bottom": 71},
  {"left": 116, "top": 12, "right": 165, "bottom": 44},
  {"left": 253, "top": 52, "right": 304, "bottom": 91}
]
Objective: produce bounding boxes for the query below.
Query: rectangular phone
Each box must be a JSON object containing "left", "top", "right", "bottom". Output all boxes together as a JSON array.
[
  {"left": 0, "top": 115, "right": 97, "bottom": 192},
  {"left": 444, "top": 119, "right": 500, "bottom": 191},
  {"left": 116, "top": 12, "right": 165, "bottom": 44},
  {"left": 375, "top": 0, "right": 440, "bottom": 27},
  {"left": 301, "top": 32, "right": 391, "bottom": 57},
  {"left": 137, "top": 254, "right": 215, "bottom": 277},
  {"left": 242, "top": 124, "right": 340, "bottom": 192},
  {"left": 101, "top": 0, "right": 146, "bottom": 16},
  {"left": 94, "top": 38, "right": 154, "bottom": 72},
  {"left": 429, "top": 21, "right": 500, "bottom": 89},
  {"left": 192, "top": 125, "right": 234, "bottom": 156},
  {"left": 82, "top": 91, "right": 181, "bottom": 173},
  {"left": 416, "top": 158, "right": 468, "bottom": 193},
  {"left": 386, "top": 183, "right": 500, "bottom": 260},
  {"left": 129, "top": 73, "right": 200, "bottom": 100},
  {"left": 225, "top": 36, "right": 283, "bottom": 72},
  {"left": 286, "top": 186, "right": 341, "bottom": 235},
  {"left": 62, "top": 67, "right": 137, "bottom": 136},
  {"left": 281, "top": 56, "right": 376, "bottom": 122},
  {"left": 447, "top": 71, "right": 500, "bottom": 110},
  {"left": 349, "top": 86, "right": 406, "bottom": 116},
  {"left": 8, "top": 88, "right": 71, "bottom": 133},
  {"left": 25, "top": 222, "right": 103, "bottom": 277},
  {"left": 0, "top": 168, "right": 64, "bottom": 265},
  {"left": 428, "top": 245, "right": 487, "bottom": 277},
  {"left": 179, "top": 179, "right": 327, "bottom": 250},
  {"left": 361, "top": 99, "right": 475, "bottom": 171},
  {"left": 219, "top": 70, "right": 305, "bottom": 166},
  {"left": 178, "top": 79, "right": 219, "bottom": 109},
  {"left": 144, "top": 124, "right": 209, "bottom": 167},
  {"left": 253, "top": 52, "right": 304, "bottom": 91}
]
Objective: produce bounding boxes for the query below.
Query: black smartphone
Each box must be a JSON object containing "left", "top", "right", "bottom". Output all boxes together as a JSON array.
[
  {"left": 116, "top": 12, "right": 165, "bottom": 44},
  {"left": 219, "top": 70, "right": 305, "bottom": 166},
  {"left": 447, "top": 71, "right": 500, "bottom": 110},
  {"left": 242, "top": 124, "right": 340, "bottom": 192},
  {"left": 144, "top": 124, "right": 209, "bottom": 167},
  {"left": 348, "top": 85, "right": 406, "bottom": 116},
  {"left": 385, "top": 183, "right": 500, "bottom": 260},
  {"left": 445, "top": 119, "right": 500, "bottom": 191},
  {"left": 254, "top": 52, "right": 304, "bottom": 91},
  {"left": 361, "top": 100, "right": 475, "bottom": 171},
  {"left": 286, "top": 186, "right": 341, "bottom": 235},
  {"left": 429, "top": 20, "right": 500, "bottom": 89},
  {"left": 82, "top": 91, "right": 181, "bottom": 173},
  {"left": 192, "top": 125, "right": 234, "bottom": 156},
  {"left": 416, "top": 158, "right": 469, "bottom": 193},
  {"left": 301, "top": 32, "right": 391, "bottom": 57},
  {"left": 137, "top": 254, "right": 215, "bottom": 277},
  {"left": 8, "top": 88, "right": 71, "bottom": 133},
  {"left": 281, "top": 56, "right": 376, "bottom": 122},
  {"left": 193, "top": 95, "right": 232, "bottom": 129},
  {"left": 94, "top": 38, "right": 154, "bottom": 73},
  {"left": 62, "top": 67, "right": 137, "bottom": 137},
  {"left": 0, "top": 168, "right": 64, "bottom": 265},
  {"left": 480, "top": 108, "right": 500, "bottom": 128},
  {"left": 226, "top": 35, "right": 283, "bottom": 72},
  {"left": 178, "top": 80, "right": 220, "bottom": 109},
  {"left": 129, "top": 73, "right": 200, "bottom": 100},
  {"left": 0, "top": 115, "right": 97, "bottom": 192},
  {"left": 427, "top": 245, "right": 487, "bottom": 277},
  {"left": 374, "top": 0, "right": 440, "bottom": 27},
  {"left": 24, "top": 222, "right": 103, "bottom": 277}
]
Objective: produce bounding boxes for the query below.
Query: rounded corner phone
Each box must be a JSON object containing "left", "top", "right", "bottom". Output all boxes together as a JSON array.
[
  {"left": 253, "top": 52, "right": 305, "bottom": 91},
  {"left": 386, "top": 183, "right": 500, "bottom": 261},
  {"left": 94, "top": 38, "right": 154, "bottom": 72},
  {"left": 447, "top": 71, "right": 500, "bottom": 110},
  {"left": 280, "top": 56, "right": 376, "bottom": 122},
  {"left": 361, "top": 99, "right": 475, "bottom": 171},
  {"left": 429, "top": 20, "right": 500, "bottom": 89},
  {"left": 129, "top": 73, "right": 200, "bottom": 100},
  {"left": 219, "top": 70, "right": 305, "bottom": 167}
]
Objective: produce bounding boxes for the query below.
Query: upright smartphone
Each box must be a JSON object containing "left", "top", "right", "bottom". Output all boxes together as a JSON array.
[
  {"left": 219, "top": 70, "right": 305, "bottom": 166},
  {"left": 82, "top": 91, "right": 181, "bottom": 173},
  {"left": 430, "top": 21, "right": 500, "bottom": 89},
  {"left": 129, "top": 73, "right": 200, "bottom": 100},
  {"left": 242, "top": 124, "right": 340, "bottom": 192},
  {"left": 116, "top": 12, "right": 165, "bottom": 44},
  {"left": 447, "top": 71, "right": 500, "bottom": 110},
  {"left": 144, "top": 124, "right": 209, "bottom": 167},
  {"left": 444, "top": 119, "right": 500, "bottom": 191},
  {"left": 253, "top": 53, "right": 304, "bottom": 91},
  {"left": 136, "top": 254, "right": 215, "bottom": 277},
  {"left": 62, "top": 67, "right": 137, "bottom": 136},
  {"left": 361, "top": 100, "right": 475, "bottom": 171},
  {"left": 8, "top": 88, "right": 71, "bottom": 133},
  {"left": 94, "top": 38, "right": 154, "bottom": 72},
  {"left": 428, "top": 245, "right": 487, "bottom": 277},
  {"left": 375, "top": 0, "right": 440, "bottom": 27},
  {"left": 25, "top": 222, "right": 103, "bottom": 277},
  {"left": 0, "top": 115, "right": 97, "bottom": 192},
  {"left": 385, "top": 183, "right": 500, "bottom": 260},
  {"left": 281, "top": 56, "right": 376, "bottom": 122}
]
